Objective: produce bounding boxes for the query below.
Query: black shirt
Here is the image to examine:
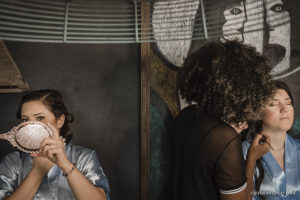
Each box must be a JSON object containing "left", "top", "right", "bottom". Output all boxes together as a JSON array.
[{"left": 172, "top": 105, "right": 247, "bottom": 200}]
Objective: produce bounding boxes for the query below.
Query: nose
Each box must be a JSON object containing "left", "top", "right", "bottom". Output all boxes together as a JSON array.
[
  {"left": 28, "top": 117, "right": 35, "bottom": 121},
  {"left": 279, "top": 103, "right": 288, "bottom": 113}
]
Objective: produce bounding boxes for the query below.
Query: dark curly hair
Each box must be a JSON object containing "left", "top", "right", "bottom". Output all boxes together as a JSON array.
[
  {"left": 16, "top": 89, "right": 74, "bottom": 143},
  {"left": 177, "top": 40, "right": 274, "bottom": 124}
]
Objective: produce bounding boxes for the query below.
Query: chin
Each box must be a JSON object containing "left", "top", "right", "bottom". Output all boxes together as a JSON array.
[{"left": 280, "top": 125, "right": 293, "bottom": 132}]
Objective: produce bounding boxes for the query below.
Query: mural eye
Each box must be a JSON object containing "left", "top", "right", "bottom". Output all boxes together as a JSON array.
[
  {"left": 270, "top": 4, "right": 284, "bottom": 12},
  {"left": 230, "top": 7, "right": 242, "bottom": 15}
]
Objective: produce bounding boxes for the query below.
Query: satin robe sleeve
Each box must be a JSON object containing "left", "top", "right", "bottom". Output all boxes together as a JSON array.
[
  {"left": 79, "top": 150, "right": 110, "bottom": 200},
  {"left": 0, "top": 152, "right": 21, "bottom": 199}
]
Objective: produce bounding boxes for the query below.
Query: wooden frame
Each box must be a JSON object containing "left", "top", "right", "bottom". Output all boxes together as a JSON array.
[{"left": 140, "top": 1, "right": 151, "bottom": 200}]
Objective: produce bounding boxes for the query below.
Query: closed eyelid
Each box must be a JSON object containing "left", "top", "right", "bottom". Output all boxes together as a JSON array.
[
  {"left": 268, "top": 100, "right": 278, "bottom": 104},
  {"left": 269, "top": 99, "right": 277, "bottom": 102}
]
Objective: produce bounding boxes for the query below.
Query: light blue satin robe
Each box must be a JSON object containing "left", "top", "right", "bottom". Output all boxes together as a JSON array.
[
  {"left": 0, "top": 143, "right": 110, "bottom": 200},
  {"left": 242, "top": 134, "right": 300, "bottom": 200}
]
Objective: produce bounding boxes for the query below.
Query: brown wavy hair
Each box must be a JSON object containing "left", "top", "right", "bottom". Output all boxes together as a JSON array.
[
  {"left": 177, "top": 40, "right": 274, "bottom": 124},
  {"left": 16, "top": 89, "right": 74, "bottom": 143},
  {"left": 247, "top": 80, "right": 294, "bottom": 199}
]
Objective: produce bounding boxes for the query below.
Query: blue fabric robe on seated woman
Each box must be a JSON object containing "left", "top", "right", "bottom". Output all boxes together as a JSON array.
[{"left": 242, "top": 134, "right": 300, "bottom": 200}]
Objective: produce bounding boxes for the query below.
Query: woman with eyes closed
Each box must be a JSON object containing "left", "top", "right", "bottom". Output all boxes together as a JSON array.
[
  {"left": 0, "top": 89, "right": 110, "bottom": 200},
  {"left": 243, "top": 80, "right": 300, "bottom": 200}
]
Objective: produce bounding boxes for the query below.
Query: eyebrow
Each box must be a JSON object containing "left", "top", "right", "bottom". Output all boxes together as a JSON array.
[
  {"left": 20, "top": 113, "right": 45, "bottom": 117},
  {"left": 33, "top": 113, "right": 45, "bottom": 116}
]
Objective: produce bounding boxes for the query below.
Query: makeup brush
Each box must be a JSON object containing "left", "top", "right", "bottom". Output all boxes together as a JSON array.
[{"left": 259, "top": 137, "right": 274, "bottom": 151}]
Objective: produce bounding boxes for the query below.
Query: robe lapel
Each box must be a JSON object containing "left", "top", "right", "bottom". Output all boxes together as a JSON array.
[
  {"left": 284, "top": 135, "right": 300, "bottom": 194},
  {"left": 261, "top": 139, "right": 286, "bottom": 195}
]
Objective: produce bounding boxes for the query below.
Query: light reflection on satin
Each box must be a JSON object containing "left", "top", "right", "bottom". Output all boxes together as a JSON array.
[
  {"left": 0, "top": 143, "right": 110, "bottom": 200},
  {"left": 243, "top": 134, "right": 300, "bottom": 199}
]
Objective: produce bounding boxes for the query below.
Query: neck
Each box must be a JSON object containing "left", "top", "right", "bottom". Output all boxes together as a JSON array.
[{"left": 262, "top": 128, "right": 286, "bottom": 151}]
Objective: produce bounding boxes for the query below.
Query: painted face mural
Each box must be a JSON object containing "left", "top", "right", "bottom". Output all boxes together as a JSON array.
[
  {"left": 222, "top": 0, "right": 291, "bottom": 77},
  {"left": 264, "top": 0, "right": 291, "bottom": 75},
  {"left": 222, "top": 1, "right": 246, "bottom": 42}
]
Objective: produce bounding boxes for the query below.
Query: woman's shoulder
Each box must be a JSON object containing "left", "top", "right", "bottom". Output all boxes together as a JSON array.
[
  {"left": 66, "top": 143, "right": 95, "bottom": 156},
  {"left": 66, "top": 143, "right": 98, "bottom": 163},
  {"left": 1, "top": 151, "right": 26, "bottom": 161},
  {"left": 66, "top": 143, "right": 104, "bottom": 171},
  {"left": 0, "top": 151, "right": 29, "bottom": 169},
  {"left": 288, "top": 134, "right": 300, "bottom": 147}
]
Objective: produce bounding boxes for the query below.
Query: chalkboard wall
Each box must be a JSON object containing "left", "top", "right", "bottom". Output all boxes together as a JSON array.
[{"left": 0, "top": 41, "right": 140, "bottom": 200}]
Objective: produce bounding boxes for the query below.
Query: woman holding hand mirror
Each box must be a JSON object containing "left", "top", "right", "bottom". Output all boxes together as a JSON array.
[{"left": 0, "top": 89, "right": 110, "bottom": 200}]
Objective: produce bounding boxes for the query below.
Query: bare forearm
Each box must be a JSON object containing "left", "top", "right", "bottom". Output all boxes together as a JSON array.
[
  {"left": 5, "top": 169, "right": 44, "bottom": 200},
  {"left": 246, "top": 155, "right": 256, "bottom": 200},
  {"left": 62, "top": 162, "right": 106, "bottom": 200}
]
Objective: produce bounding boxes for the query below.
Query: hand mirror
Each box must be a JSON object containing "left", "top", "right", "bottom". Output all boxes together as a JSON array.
[{"left": 0, "top": 121, "right": 53, "bottom": 153}]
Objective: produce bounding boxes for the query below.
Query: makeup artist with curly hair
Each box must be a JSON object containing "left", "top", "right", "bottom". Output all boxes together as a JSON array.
[
  {"left": 0, "top": 89, "right": 110, "bottom": 200},
  {"left": 172, "top": 40, "right": 273, "bottom": 200}
]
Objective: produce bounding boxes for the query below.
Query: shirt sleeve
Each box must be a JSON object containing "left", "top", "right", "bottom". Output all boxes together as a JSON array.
[
  {"left": 80, "top": 150, "right": 110, "bottom": 200},
  {"left": 0, "top": 153, "right": 19, "bottom": 199},
  {"left": 242, "top": 140, "right": 262, "bottom": 199},
  {"left": 213, "top": 127, "right": 247, "bottom": 194}
]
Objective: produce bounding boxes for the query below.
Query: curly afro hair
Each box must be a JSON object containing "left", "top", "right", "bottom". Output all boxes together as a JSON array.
[{"left": 178, "top": 40, "right": 274, "bottom": 125}]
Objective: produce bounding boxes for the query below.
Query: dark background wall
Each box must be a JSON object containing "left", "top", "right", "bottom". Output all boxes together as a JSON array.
[{"left": 0, "top": 41, "right": 140, "bottom": 200}]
